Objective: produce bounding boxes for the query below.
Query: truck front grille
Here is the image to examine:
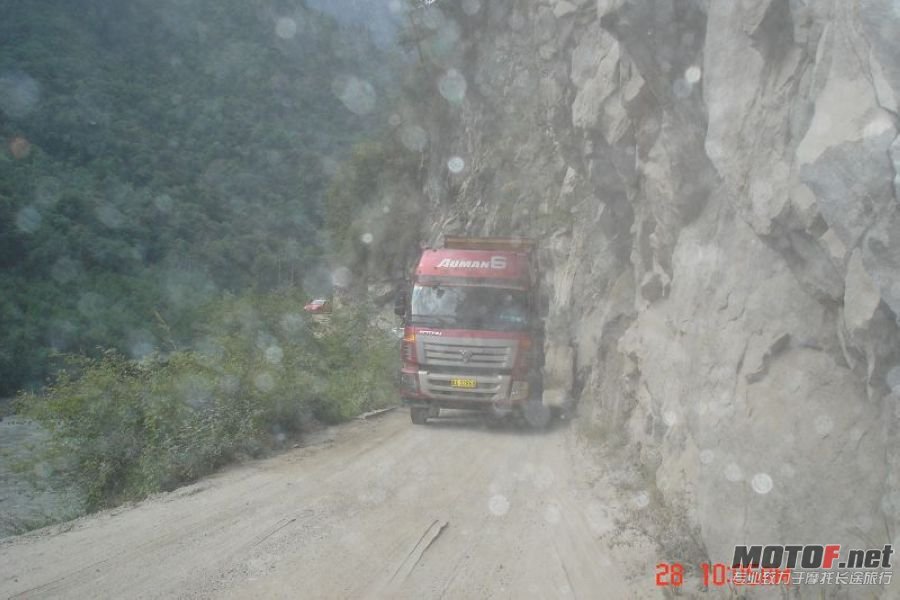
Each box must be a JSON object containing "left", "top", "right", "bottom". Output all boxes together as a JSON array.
[{"left": 420, "top": 337, "right": 515, "bottom": 370}]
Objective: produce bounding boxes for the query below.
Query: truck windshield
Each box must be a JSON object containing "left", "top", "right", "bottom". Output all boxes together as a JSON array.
[{"left": 410, "top": 285, "right": 530, "bottom": 331}]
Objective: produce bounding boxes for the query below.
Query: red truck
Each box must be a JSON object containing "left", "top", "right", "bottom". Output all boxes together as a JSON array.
[{"left": 394, "top": 236, "right": 549, "bottom": 427}]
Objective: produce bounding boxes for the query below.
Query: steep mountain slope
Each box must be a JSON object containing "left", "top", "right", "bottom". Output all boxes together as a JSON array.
[{"left": 410, "top": 0, "right": 900, "bottom": 570}]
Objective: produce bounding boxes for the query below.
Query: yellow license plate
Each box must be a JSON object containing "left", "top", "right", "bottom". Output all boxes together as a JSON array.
[{"left": 450, "top": 378, "right": 477, "bottom": 389}]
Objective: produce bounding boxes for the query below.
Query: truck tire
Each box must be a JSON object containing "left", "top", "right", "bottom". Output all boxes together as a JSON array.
[
  {"left": 486, "top": 412, "right": 506, "bottom": 429},
  {"left": 410, "top": 407, "right": 429, "bottom": 425},
  {"left": 523, "top": 400, "right": 551, "bottom": 430}
]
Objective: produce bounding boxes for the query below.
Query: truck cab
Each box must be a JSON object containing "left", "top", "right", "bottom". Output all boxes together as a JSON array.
[{"left": 395, "top": 237, "right": 547, "bottom": 426}]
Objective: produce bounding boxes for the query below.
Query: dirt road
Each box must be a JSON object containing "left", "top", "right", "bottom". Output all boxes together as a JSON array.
[{"left": 0, "top": 410, "right": 661, "bottom": 599}]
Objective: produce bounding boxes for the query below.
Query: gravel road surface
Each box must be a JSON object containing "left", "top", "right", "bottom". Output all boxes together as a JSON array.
[{"left": 0, "top": 410, "right": 660, "bottom": 599}]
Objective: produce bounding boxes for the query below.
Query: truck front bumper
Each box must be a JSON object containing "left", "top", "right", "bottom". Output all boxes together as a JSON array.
[{"left": 400, "top": 368, "right": 529, "bottom": 409}]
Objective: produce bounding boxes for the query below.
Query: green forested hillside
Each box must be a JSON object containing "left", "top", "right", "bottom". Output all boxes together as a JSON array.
[{"left": 0, "top": 0, "right": 405, "bottom": 395}]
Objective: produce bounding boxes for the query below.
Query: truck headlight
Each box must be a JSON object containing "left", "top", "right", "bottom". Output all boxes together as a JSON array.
[
  {"left": 400, "top": 371, "right": 418, "bottom": 393},
  {"left": 510, "top": 380, "right": 529, "bottom": 401}
]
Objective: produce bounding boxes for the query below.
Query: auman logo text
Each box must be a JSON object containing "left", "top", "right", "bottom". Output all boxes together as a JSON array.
[{"left": 437, "top": 256, "right": 507, "bottom": 269}]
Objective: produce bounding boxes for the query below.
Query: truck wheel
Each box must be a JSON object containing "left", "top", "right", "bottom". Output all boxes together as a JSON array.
[
  {"left": 410, "top": 407, "right": 429, "bottom": 425},
  {"left": 486, "top": 412, "right": 505, "bottom": 429},
  {"left": 523, "top": 401, "right": 551, "bottom": 430}
]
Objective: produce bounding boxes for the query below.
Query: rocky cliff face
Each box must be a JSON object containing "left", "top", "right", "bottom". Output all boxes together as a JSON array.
[{"left": 408, "top": 0, "right": 900, "bottom": 576}]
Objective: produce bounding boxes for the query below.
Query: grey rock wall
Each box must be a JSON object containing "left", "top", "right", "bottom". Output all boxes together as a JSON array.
[{"left": 408, "top": 0, "right": 899, "bottom": 588}]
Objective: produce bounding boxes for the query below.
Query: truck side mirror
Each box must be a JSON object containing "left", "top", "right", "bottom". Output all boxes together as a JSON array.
[{"left": 393, "top": 286, "right": 408, "bottom": 317}]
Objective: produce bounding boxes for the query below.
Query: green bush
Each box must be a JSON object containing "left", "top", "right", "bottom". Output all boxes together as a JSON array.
[{"left": 18, "top": 290, "right": 397, "bottom": 512}]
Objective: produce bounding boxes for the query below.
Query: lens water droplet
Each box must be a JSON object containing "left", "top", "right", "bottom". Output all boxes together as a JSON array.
[
  {"left": 462, "top": 0, "right": 481, "bottom": 15},
  {"left": 544, "top": 503, "right": 561, "bottom": 524},
  {"left": 751, "top": 473, "right": 773, "bottom": 494},
  {"left": 489, "top": 494, "right": 510, "bottom": 516},
  {"left": 447, "top": 156, "right": 465, "bottom": 173},
  {"left": 673, "top": 78, "right": 692, "bottom": 98},
  {"left": 400, "top": 124, "right": 428, "bottom": 152},
  {"left": 332, "top": 75, "right": 376, "bottom": 116},
  {"left": 438, "top": 69, "right": 467, "bottom": 103},
  {"left": 331, "top": 267, "right": 352, "bottom": 288},
  {"left": 724, "top": 463, "right": 743, "bottom": 482},
  {"left": 633, "top": 491, "right": 650, "bottom": 509},
  {"left": 9, "top": 136, "right": 31, "bottom": 159},
  {"left": 814, "top": 415, "right": 834, "bottom": 437},
  {"left": 265, "top": 345, "right": 283, "bottom": 365},
  {"left": 254, "top": 372, "right": 275, "bottom": 393},
  {"left": 15, "top": 205, "right": 41, "bottom": 233},
  {"left": 275, "top": 17, "right": 297, "bottom": 39},
  {"left": 684, "top": 65, "right": 702, "bottom": 83},
  {"left": 0, "top": 72, "right": 40, "bottom": 118}
]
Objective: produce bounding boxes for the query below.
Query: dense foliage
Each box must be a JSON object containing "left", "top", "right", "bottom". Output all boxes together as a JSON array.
[
  {"left": 0, "top": 0, "right": 400, "bottom": 395},
  {"left": 0, "top": 0, "right": 441, "bottom": 526},
  {"left": 18, "top": 292, "right": 396, "bottom": 510}
]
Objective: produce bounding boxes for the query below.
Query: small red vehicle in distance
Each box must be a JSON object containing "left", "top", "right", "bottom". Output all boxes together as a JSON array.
[{"left": 303, "top": 298, "right": 332, "bottom": 314}]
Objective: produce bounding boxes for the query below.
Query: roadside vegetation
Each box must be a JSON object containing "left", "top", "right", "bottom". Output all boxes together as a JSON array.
[
  {"left": 16, "top": 292, "right": 396, "bottom": 512},
  {"left": 1, "top": 0, "right": 432, "bottom": 532}
]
